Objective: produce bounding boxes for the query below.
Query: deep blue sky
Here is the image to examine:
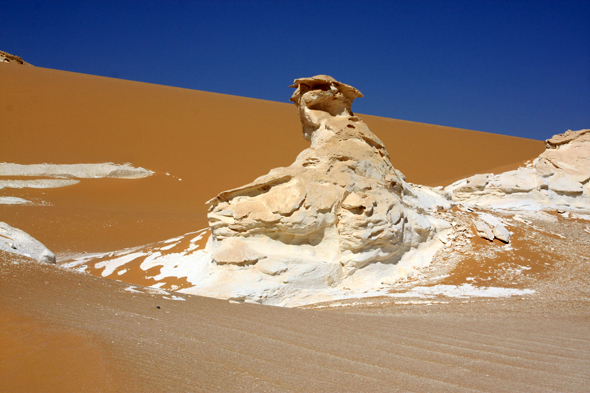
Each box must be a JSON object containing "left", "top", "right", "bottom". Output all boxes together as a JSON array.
[{"left": 2, "top": 0, "right": 589, "bottom": 140}]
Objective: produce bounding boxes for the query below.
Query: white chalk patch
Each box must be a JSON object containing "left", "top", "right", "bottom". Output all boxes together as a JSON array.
[
  {"left": 146, "top": 287, "right": 168, "bottom": 295},
  {"left": 163, "top": 236, "right": 183, "bottom": 244},
  {"left": 73, "top": 264, "right": 88, "bottom": 273},
  {"left": 142, "top": 250, "right": 213, "bottom": 284},
  {"left": 392, "top": 284, "right": 534, "bottom": 298},
  {"left": 95, "top": 252, "right": 146, "bottom": 277},
  {"left": 0, "top": 179, "right": 80, "bottom": 190},
  {"left": 159, "top": 243, "right": 178, "bottom": 251},
  {"left": 190, "top": 234, "right": 205, "bottom": 243},
  {"left": 0, "top": 163, "right": 153, "bottom": 179},
  {"left": 164, "top": 295, "right": 186, "bottom": 301},
  {"left": 0, "top": 196, "right": 33, "bottom": 205}
]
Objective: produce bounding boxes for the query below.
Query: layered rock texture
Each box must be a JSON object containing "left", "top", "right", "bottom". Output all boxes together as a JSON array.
[
  {"left": 0, "top": 50, "right": 31, "bottom": 65},
  {"left": 199, "top": 76, "right": 450, "bottom": 304},
  {"left": 446, "top": 129, "right": 590, "bottom": 210}
]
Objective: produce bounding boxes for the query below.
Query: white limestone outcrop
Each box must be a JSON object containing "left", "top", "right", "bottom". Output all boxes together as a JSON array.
[
  {"left": 187, "top": 75, "right": 451, "bottom": 305},
  {"left": 0, "top": 222, "right": 56, "bottom": 264},
  {"left": 446, "top": 129, "right": 590, "bottom": 210}
]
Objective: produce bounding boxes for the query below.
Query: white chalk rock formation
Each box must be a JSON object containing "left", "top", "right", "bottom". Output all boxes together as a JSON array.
[
  {"left": 447, "top": 129, "right": 590, "bottom": 210},
  {"left": 0, "top": 222, "right": 56, "bottom": 264},
  {"left": 192, "top": 76, "right": 450, "bottom": 305}
]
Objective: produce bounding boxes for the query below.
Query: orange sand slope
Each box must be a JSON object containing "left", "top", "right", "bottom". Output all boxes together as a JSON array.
[
  {"left": 1, "top": 64, "right": 543, "bottom": 254},
  {"left": 2, "top": 251, "right": 589, "bottom": 393}
]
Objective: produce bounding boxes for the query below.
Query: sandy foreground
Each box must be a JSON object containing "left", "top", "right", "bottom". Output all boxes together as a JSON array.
[
  {"left": 1, "top": 63, "right": 589, "bottom": 392},
  {"left": 4, "top": 198, "right": 590, "bottom": 392},
  {"left": 2, "top": 248, "right": 589, "bottom": 392}
]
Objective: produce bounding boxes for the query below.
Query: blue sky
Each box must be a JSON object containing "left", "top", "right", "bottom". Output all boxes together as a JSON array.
[{"left": 2, "top": 0, "right": 588, "bottom": 140}]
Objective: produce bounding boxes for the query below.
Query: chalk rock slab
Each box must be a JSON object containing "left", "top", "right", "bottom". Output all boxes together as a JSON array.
[
  {"left": 472, "top": 220, "right": 494, "bottom": 241},
  {"left": 493, "top": 224, "right": 511, "bottom": 243},
  {"left": 0, "top": 222, "right": 56, "bottom": 263},
  {"left": 210, "top": 237, "right": 264, "bottom": 265}
]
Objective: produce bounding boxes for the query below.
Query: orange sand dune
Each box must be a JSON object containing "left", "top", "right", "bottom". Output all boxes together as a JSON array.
[{"left": 0, "top": 64, "right": 543, "bottom": 254}]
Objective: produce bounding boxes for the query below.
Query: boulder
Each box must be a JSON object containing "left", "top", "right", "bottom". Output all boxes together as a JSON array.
[{"left": 0, "top": 222, "right": 56, "bottom": 263}]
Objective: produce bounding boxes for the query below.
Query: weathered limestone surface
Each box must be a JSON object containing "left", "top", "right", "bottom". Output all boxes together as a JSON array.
[
  {"left": 492, "top": 224, "right": 511, "bottom": 243},
  {"left": 195, "top": 76, "right": 451, "bottom": 305},
  {"left": 0, "top": 50, "right": 31, "bottom": 65},
  {"left": 446, "top": 129, "right": 590, "bottom": 210},
  {"left": 472, "top": 219, "right": 494, "bottom": 241},
  {"left": 0, "top": 222, "right": 56, "bottom": 264},
  {"left": 208, "top": 76, "right": 445, "bottom": 270}
]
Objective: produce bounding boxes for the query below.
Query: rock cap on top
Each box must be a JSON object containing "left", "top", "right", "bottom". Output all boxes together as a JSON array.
[
  {"left": 289, "top": 75, "right": 363, "bottom": 105},
  {"left": 546, "top": 129, "right": 590, "bottom": 148}
]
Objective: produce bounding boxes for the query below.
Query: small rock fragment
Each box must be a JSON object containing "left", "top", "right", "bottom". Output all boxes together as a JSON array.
[
  {"left": 472, "top": 219, "right": 494, "bottom": 241},
  {"left": 493, "top": 224, "right": 511, "bottom": 243},
  {"left": 437, "top": 233, "right": 450, "bottom": 244},
  {"left": 40, "top": 249, "right": 57, "bottom": 264}
]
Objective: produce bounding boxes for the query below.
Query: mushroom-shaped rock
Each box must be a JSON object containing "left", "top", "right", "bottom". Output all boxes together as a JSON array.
[{"left": 199, "top": 76, "right": 451, "bottom": 305}]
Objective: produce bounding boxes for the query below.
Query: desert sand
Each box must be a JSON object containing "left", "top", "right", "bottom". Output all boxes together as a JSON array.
[{"left": 2, "top": 62, "right": 589, "bottom": 392}]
